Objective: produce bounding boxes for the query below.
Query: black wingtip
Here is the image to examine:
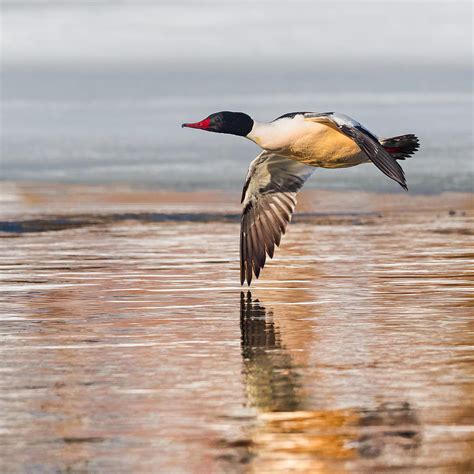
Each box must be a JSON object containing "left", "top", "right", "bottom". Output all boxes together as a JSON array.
[{"left": 399, "top": 177, "right": 408, "bottom": 191}]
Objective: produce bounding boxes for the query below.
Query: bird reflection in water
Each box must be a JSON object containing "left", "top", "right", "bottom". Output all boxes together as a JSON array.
[
  {"left": 224, "top": 292, "right": 422, "bottom": 471},
  {"left": 240, "top": 291, "right": 302, "bottom": 412}
]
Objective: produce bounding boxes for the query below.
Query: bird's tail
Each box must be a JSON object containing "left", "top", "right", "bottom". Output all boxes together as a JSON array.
[{"left": 380, "top": 134, "right": 420, "bottom": 161}]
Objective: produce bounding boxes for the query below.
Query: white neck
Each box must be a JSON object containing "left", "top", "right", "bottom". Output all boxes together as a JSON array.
[
  {"left": 247, "top": 121, "right": 273, "bottom": 145},
  {"left": 246, "top": 115, "right": 311, "bottom": 151}
]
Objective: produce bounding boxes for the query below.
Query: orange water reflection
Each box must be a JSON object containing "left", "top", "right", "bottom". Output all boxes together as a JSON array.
[{"left": 233, "top": 293, "right": 423, "bottom": 473}]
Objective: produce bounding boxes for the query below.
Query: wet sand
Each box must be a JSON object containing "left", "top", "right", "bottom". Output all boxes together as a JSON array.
[{"left": 1, "top": 183, "right": 473, "bottom": 473}]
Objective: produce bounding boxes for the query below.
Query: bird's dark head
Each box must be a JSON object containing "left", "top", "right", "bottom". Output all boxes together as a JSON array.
[{"left": 182, "top": 111, "right": 253, "bottom": 137}]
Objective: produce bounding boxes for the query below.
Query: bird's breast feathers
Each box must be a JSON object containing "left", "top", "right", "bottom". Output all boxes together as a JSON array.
[{"left": 248, "top": 116, "right": 367, "bottom": 168}]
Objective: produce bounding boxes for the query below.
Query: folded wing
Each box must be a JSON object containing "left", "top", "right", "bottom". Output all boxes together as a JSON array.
[
  {"left": 240, "top": 152, "right": 314, "bottom": 285},
  {"left": 305, "top": 112, "right": 408, "bottom": 190}
]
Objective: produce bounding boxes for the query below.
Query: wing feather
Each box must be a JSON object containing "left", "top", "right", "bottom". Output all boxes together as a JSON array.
[
  {"left": 305, "top": 112, "right": 408, "bottom": 190},
  {"left": 240, "top": 152, "right": 314, "bottom": 285}
]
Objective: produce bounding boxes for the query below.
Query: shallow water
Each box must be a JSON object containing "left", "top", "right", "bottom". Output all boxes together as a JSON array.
[{"left": 0, "top": 186, "right": 473, "bottom": 472}]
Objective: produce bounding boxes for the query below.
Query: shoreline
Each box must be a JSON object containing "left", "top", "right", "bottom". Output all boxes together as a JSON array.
[{"left": 1, "top": 181, "right": 472, "bottom": 221}]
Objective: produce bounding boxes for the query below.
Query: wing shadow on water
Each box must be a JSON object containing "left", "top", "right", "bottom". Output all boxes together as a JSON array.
[
  {"left": 225, "top": 292, "right": 423, "bottom": 471},
  {"left": 240, "top": 291, "right": 302, "bottom": 412}
]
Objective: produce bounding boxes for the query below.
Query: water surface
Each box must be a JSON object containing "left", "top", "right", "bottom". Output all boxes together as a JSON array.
[{"left": 1, "top": 186, "right": 473, "bottom": 472}]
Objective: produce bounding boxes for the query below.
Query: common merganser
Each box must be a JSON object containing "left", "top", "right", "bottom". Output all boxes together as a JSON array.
[{"left": 182, "top": 111, "right": 419, "bottom": 285}]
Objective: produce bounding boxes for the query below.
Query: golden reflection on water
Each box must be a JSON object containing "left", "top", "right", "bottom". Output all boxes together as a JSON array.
[{"left": 237, "top": 293, "right": 423, "bottom": 473}]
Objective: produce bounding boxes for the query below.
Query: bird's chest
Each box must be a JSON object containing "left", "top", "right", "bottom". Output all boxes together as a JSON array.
[
  {"left": 250, "top": 120, "right": 365, "bottom": 168},
  {"left": 288, "top": 126, "right": 364, "bottom": 168}
]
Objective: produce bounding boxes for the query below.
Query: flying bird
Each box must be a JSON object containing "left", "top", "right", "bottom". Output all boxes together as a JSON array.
[{"left": 182, "top": 111, "right": 419, "bottom": 285}]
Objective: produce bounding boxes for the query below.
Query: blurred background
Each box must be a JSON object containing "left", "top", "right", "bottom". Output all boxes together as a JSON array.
[{"left": 1, "top": 0, "right": 472, "bottom": 192}]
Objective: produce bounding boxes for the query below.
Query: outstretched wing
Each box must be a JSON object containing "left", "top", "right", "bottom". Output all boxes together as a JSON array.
[
  {"left": 305, "top": 112, "right": 408, "bottom": 190},
  {"left": 240, "top": 152, "right": 314, "bottom": 285}
]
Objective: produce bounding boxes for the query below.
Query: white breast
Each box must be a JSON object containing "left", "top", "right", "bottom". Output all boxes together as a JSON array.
[{"left": 247, "top": 115, "right": 325, "bottom": 152}]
